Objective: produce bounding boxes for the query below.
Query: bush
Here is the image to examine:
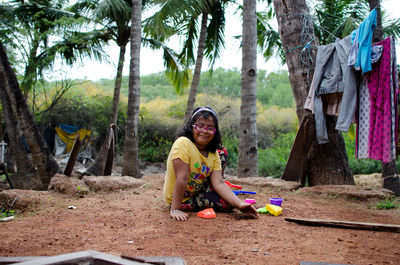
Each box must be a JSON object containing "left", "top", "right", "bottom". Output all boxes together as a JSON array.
[
  {"left": 342, "top": 131, "right": 381, "bottom": 174},
  {"left": 222, "top": 136, "right": 239, "bottom": 169},
  {"left": 258, "top": 132, "right": 296, "bottom": 177}
]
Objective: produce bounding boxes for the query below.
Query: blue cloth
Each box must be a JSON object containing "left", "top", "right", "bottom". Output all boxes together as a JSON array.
[
  {"left": 59, "top": 124, "right": 80, "bottom": 134},
  {"left": 352, "top": 8, "right": 377, "bottom": 74}
]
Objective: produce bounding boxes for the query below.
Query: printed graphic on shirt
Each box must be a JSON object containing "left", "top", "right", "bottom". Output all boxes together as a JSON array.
[{"left": 183, "top": 162, "right": 211, "bottom": 199}]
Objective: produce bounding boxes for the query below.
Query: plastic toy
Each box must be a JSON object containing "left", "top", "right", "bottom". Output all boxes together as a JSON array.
[
  {"left": 224, "top": 181, "right": 242, "bottom": 189},
  {"left": 245, "top": 199, "right": 256, "bottom": 204},
  {"left": 265, "top": 204, "right": 282, "bottom": 216},
  {"left": 197, "top": 208, "right": 216, "bottom": 219},
  {"left": 269, "top": 198, "right": 283, "bottom": 207},
  {"left": 256, "top": 207, "right": 268, "bottom": 213},
  {"left": 233, "top": 190, "right": 256, "bottom": 195}
]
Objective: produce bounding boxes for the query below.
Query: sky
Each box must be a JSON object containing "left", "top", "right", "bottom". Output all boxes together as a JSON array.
[{"left": 59, "top": 0, "right": 400, "bottom": 81}]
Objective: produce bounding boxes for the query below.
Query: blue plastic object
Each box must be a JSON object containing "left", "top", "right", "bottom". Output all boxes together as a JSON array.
[{"left": 233, "top": 190, "right": 256, "bottom": 195}]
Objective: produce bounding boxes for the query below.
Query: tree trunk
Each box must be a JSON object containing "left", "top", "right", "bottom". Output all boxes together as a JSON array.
[
  {"left": 238, "top": 0, "right": 258, "bottom": 178},
  {"left": 85, "top": 44, "right": 126, "bottom": 176},
  {"left": 273, "top": 0, "right": 353, "bottom": 186},
  {"left": 273, "top": 0, "right": 317, "bottom": 121},
  {"left": 368, "top": 0, "right": 383, "bottom": 43},
  {"left": 183, "top": 12, "right": 208, "bottom": 123},
  {"left": 0, "top": 41, "right": 59, "bottom": 189},
  {"left": 0, "top": 65, "right": 37, "bottom": 181},
  {"left": 122, "top": 0, "right": 141, "bottom": 178}
]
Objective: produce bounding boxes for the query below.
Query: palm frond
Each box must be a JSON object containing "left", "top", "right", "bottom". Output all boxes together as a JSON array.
[
  {"left": 143, "top": 38, "right": 190, "bottom": 94},
  {"left": 382, "top": 18, "right": 400, "bottom": 40},
  {"left": 204, "top": 1, "right": 225, "bottom": 68},
  {"left": 178, "top": 16, "right": 199, "bottom": 66}
]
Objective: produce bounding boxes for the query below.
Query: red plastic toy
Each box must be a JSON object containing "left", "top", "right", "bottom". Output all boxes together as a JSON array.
[{"left": 224, "top": 181, "right": 242, "bottom": 189}]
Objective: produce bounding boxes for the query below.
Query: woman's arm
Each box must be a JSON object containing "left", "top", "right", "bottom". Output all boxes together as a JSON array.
[
  {"left": 211, "top": 170, "right": 258, "bottom": 216},
  {"left": 170, "top": 158, "right": 190, "bottom": 221}
]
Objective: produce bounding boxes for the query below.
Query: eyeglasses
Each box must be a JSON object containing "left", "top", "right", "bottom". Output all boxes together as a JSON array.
[{"left": 192, "top": 124, "right": 217, "bottom": 134}]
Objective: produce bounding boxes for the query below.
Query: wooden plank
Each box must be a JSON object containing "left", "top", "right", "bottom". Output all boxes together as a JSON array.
[
  {"left": 0, "top": 252, "right": 186, "bottom": 265},
  {"left": 103, "top": 123, "right": 117, "bottom": 176},
  {"left": 300, "top": 261, "right": 349, "bottom": 265},
  {"left": 285, "top": 217, "right": 400, "bottom": 233},
  {"left": 281, "top": 115, "right": 312, "bottom": 183},
  {"left": 63, "top": 135, "right": 81, "bottom": 177}
]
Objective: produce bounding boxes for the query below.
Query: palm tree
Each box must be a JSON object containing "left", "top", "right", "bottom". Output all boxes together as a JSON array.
[
  {"left": 74, "top": 0, "right": 187, "bottom": 176},
  {"left": 238, "top": 0, "right": 258, "bottom": 178},
  {"left": 0, "top": 41, "right": 60, "bottom": 189},
  {"left": 0, "top": 0, "right": 108, "bottom": 97},
  {"left": 122, "top": 0, "right": 142, "bottom": 177},
  {"left": 259, "top": 0, "right": 400, "bottom": 65},
  {"left": 74, "top": 0, "right": 133, "bottom": 176},
  {"left": 273, "top": 0, "right": 355, "bottom": 186},
  {"left": 144, "top": 0, "right": 227, "bottom": 123},
  {"left": 0, "top": 0, "right": 106, "bottom": 189}
]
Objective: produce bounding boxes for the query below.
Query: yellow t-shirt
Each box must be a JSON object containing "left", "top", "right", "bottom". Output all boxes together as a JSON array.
[{"left": 163, "top": 136, "right": 222, "bottom": 204}]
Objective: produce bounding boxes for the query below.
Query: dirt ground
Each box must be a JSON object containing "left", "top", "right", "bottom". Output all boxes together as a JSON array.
[{"left": 0, "top": 170, "right": 400, "bottom": 265}]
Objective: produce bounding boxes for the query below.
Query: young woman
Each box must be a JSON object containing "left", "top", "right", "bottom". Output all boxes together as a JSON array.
[{"left": 163, "top": 106, "right": 258, "bottom": 221}]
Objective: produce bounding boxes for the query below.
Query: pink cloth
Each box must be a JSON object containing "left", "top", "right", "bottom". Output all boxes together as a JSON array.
[{"left": 366, "top": 37, "right": 394, "bottom": 162}]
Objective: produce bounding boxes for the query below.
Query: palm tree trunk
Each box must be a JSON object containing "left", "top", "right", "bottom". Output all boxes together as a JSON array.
[
  {"left": 0, "top": 41, "right": 59, "bottom": 189},
  {"left": 85, "top": 44, "right": 126, "bottom": 176},
  {"left": 238, "top": 0, "right": 258, "bottom": 178},
  {"left": 184, "top": 12, "right": 208, "bottom": 123},
  {"left": 273, "top": 0, "right": 353, "bottom": 186},
  {"left": 368, "top": 0, "right": 383, "bottom": 43},
  {"left": 122, "top": 0, "right": 141, "bottom": 178},
  {"left": 0, "top": 67, "right": 36, "bottom": 176}
]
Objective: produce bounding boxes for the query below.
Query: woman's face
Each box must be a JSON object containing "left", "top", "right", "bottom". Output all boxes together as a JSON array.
[{"left": 192, "top": 115, "right": 216, "bottom": 149}]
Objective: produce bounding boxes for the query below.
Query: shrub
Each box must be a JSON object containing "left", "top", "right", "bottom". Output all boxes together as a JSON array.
[
  {"left": 342, "top": 131, "right": 381, "bottom": 174},
  {"left": 222, "top": 136, "right": 239, "bottom": 169},
  {"left": 258, "top": 131, "right": 296, "bottom": 177}
]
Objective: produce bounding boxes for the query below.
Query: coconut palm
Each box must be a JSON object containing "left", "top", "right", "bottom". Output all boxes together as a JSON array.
[
  {"left": 238, "top": 0, "right": 258, "bottom": 178},
  {"left": 122, "top": 0, "right": 142, "bottom": 177},
  {"left": 74, "top": 0, "right": 188, "bottom": 175},
  {"left": 144, "top": 0, "right": 227, "bottom": 123},
  {"left": 72, "top": 0, "right": 134, "bottom": 175},
  {"left": 0, "top": 0, "right": 108, "bottom": 96},
  {"left": 259, "top": 0, "right": 400, "bottom": 65},
  {"left": 0, "top": 0, "right": 107, "bottom": 189},
  {"left": 0, "top": 41, "right": 60, "bottom": 189}
]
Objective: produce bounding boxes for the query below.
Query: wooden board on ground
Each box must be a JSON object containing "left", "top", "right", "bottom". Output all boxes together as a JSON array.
[{"left": 285, "top": 217, "right": 400, "bottom": 233}]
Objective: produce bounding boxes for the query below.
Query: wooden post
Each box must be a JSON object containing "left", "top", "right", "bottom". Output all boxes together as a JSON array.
[{"left": 63, "top": 135, "right": 81, "bottom": 177}]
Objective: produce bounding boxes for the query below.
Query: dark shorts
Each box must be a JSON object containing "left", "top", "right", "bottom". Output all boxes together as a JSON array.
[{"left": 180, "top": 181, "right": 233, "bottom": 212}]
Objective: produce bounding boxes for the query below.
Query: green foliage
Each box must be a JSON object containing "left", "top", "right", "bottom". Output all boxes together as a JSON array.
[
  {"left": 257, "top": 70, "right": 295, "bottom": 108},
  {"left": 258, "top": 132, "right": 296, "bottom": 177},
  {"left": 198, "top": 68, "right": 241, "bottom": 97},
  {"left": 0, "top": 207, "right": 15, "bottom": 218},
  {"left": 28, "top": 69, "right": 392, "bottom": 176},
  {"left": 222, "top": 136, "right": 239, "bottom": 169},
  {"left": 342, "top": 132, "right": 381, "bottom": 174},
  {"left": 257, "top": 106, "right": 298, "bottom": 148},
  {"left": 376, "top": 197, "right": 400, "bottom": 210}
]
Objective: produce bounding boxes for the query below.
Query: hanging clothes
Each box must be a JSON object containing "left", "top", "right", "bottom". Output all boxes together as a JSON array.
[
  {"left": 350, "top": 8, "right": 377, "bottom": 74},
  {"left": 336, "top": 44, "right": 383, "bottom": 132},
  {"left": 304, "top": 36, "right": 357, "bottom": 144},
  {"left": 356, "top": 36, "right": 399, "bottom": 163}
]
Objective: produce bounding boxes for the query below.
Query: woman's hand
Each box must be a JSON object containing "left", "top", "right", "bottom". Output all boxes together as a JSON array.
[
  {"left": 170, "top": 209, "right": 189, "bottom": 221},
  {"left": 237, "top": 202, "right": 258, "bottom": 217}
]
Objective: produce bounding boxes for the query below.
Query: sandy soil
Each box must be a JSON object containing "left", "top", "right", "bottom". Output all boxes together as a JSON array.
[{"left": 0, "top": 173, "right": 400, "bottom": 265}]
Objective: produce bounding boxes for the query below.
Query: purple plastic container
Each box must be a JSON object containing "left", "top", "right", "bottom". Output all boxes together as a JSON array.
[{"left": 269, "top": 198, "right": 283, "bottom": 207}]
